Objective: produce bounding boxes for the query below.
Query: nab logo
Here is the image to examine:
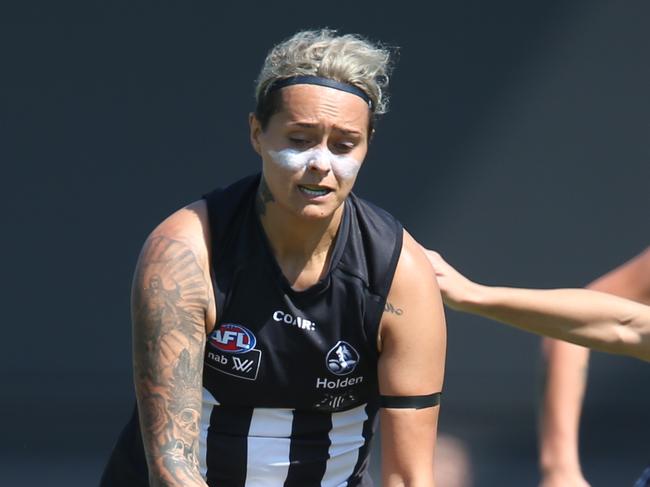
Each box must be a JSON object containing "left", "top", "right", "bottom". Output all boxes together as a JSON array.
[
  {"left": 209, "top": 324, "right": 256, "bottom": 354},
  {"left": 326, "top": 341, "right": 360, "bottom": 376}
]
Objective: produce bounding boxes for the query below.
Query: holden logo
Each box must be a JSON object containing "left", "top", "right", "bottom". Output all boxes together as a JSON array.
[
  {"left": 209, "top": 324, "right": 256, "bottom": 354},
  {"left": 326, "top": 341, "right": 359, "bottom": 376}
]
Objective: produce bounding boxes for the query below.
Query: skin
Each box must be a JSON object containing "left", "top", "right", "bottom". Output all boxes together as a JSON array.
[
  {"left": 248, "top": 84, "right": 371, "bottom": 289},
  {"left": 425, "top": 249, "right": 650, "bottom": 359},
  {"left": 379, "top": 233, "right": 446, "bottom": 487},
  {"left": 268, "top": 146, "right": 362, "bottom": 180},
  {"left": 134, "top": 82, "right": 446, "bottom": 486},
  {"left": 133, "top": 202, "right": 215, "bottom": 487},
  {"left": 539, "top": 247, "right": 650, "bottom": 487},
  {"left": 538, "top": 340, "right": 590, "bottom": 487},
  {"left": 251, "top": 84, "right": 446, "bottom": 485},
  {"left": 421, "top": 249, "right": 650, "bottom": 487},
  {"left": 425, "top": 248, "right": 650, "bottom": 486}
]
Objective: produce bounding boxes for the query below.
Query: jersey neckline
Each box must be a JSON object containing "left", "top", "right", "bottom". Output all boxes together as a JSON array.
[{"left": 252, "top": 194, "right": 351, "bottom": 298}]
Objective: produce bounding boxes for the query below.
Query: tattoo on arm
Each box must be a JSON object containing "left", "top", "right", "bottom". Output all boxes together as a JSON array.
[
  {"left": 132, "top": 236, "right": 210, "bottom": 486},
  {"left": 255, "top": 176, "right": 275, "bottom": 217},
  {"left": 385, "top": 301, "right": 404, "bottom": 316}
]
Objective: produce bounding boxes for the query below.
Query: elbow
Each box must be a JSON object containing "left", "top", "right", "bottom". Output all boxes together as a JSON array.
[{"left": 607, "top": 323, "right": 648, "bottom": 361}]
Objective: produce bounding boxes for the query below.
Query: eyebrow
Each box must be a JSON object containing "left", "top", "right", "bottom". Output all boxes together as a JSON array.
[{"left": 287, "top": 121, "right": 363, "bottom": 137}]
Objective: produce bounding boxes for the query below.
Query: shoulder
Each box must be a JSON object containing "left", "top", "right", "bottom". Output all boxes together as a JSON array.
[
  {"left": 145, "top": 199, "right": 211, "bottom": 267},
  {"left": 391, "top": 230, "right": 438, "bottom": 296},
  {"left": 378, "top": 230, "right": 444, "bottom": 349},
  {"left": 136, "top": 200, "right": 216, "bottom": 327},
  {"left": 377, "top": 229, "right": 446, "bottom": 392}
]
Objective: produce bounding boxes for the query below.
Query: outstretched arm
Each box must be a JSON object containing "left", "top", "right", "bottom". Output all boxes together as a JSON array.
[
  {"left": 426, "top": 250, "right": 650, "bottom": 361},
  {"left": 379, "top": 233, "right": 447, "bottom": 486},
  {"left": 132, "top": 205, "right": 213, "bottom": 487},
  {"left": 539, "top": 247, "right": 650, "bottom": 487}
]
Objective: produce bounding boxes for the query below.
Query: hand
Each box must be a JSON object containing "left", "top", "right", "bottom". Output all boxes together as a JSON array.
[
  {"left": 539, "top": 468, "right": 591, "bottom": 487},
  {"left": 424, "top": 250, "right": 482, "bottom": 312}
]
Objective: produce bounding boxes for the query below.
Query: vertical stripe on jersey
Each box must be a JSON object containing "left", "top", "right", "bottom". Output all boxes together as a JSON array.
[
  {"left": 206, "top": 403, "right": 254, "bottom": 487},
  {"left": 321, "top": 403, "right": 369, "bottom": 487},
  {"left": 283, "top": 410, "right": 333, "bottom": 487},
  {"left": 199, "top": 388, "right": 220, "bottom": 479},
  {"left": 348, "top": 402, "right": 378, "bottom": 486},
  {"left": 244, "top": 408, "right": 294, "bottom": 487}
]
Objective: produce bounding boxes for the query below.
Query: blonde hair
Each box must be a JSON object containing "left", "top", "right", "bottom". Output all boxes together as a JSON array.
[{"left": 255, "top": 29, "right": 395, "bottom": 127}]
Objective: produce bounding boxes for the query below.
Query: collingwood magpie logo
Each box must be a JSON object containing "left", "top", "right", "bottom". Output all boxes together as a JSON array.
[{"left": 326, "top": 341, "right": 359, "bottom": 376}]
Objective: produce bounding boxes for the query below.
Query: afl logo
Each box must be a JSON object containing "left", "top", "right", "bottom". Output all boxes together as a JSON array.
[
  {"left": 209, "top": 324, "right": 257, "bottom": 354},
  {"left": 326, "top": 341, "right": 360, "bottom": 376}
]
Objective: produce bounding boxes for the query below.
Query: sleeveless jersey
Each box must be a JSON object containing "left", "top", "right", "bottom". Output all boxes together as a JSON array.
[{"left": 100, "top": 173, "right": 403, "bottom": 487}]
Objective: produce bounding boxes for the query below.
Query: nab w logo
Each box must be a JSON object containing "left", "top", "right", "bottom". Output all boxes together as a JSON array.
[
  {"left": 232, "top": 357, "right": 255, "bottom": 373},
  {"left": 209, "top": 324, "right": 256, "bottom": 354}
]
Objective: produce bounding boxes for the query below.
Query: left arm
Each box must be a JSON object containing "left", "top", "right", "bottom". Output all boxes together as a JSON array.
[
  {"left": 379, "top": 231, "right": 447, "bottom": 487},
  {"left": 427, "top": 251, "right": 650, "bottom": 362}
]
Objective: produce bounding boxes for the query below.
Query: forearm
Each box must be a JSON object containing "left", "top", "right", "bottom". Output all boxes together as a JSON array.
[
  {"left": 132, "top": 235, "right": 210, "bottom": 487},
  {"left": 538, "top": 247, "right": 650, "bottom": 477},
  {"left": 135, "top": 343, "right": 208, "bottom": 486},
  {"left": 135, "top": 347, "right": 207, "bottom": 487},
  {"left": 462, "top": 286, "right": 650, "bottom": 360},
  {"left": 381, "top": 408, "right": 438, "bottom": 487},
  {"left": 427, "top": 248, "right": 650, "bottom": 486}
]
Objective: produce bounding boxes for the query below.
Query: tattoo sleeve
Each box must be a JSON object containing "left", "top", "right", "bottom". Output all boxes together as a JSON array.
[{"left": 132, "top": 236, "right": 210, "bottom": 487}]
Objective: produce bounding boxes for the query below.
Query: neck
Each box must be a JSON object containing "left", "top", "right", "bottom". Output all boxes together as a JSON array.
[{"left": 256, "top": 183, "right": 344, "bottom": 288}]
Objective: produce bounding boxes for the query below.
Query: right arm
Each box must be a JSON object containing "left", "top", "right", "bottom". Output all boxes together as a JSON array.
[
  {"left": 132, "top": 204, "right": 213, "bottom": 487},
  {"left": 380, "top": 233, "right": 446, "bottom": 486},
  {"left": 539, "top": 247, "right": 650, "bottom": 486}
]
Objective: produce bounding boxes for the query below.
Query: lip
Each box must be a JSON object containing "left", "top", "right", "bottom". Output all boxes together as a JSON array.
[{"left": 297, "top": 184, "right": 333, "bottom": 200}]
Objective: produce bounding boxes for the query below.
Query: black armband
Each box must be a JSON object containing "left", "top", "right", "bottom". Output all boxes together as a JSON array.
[{"left": 379, "top": 392, "right": 441, "bottom": 409}]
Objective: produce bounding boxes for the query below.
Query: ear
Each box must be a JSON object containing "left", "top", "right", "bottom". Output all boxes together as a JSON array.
[{"left": 249, "top": 113, "right": 262, "bottom": 156}]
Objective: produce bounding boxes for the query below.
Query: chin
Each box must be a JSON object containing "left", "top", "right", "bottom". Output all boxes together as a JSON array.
[
  {"left": 297, "top": 205, "right": 337, "bottom": 220},
  {"left": 294, "top": 196, "right": 349, "bottom": 220}
]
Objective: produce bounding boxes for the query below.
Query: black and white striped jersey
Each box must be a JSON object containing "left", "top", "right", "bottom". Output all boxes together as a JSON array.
[{"left": 100, "top": 173, "right": 403, "bottom": 487}]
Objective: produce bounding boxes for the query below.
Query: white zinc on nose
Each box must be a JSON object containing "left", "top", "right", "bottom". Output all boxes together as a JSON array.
[{"left": 268, "top": 147, "right": 362, "bottom": 181}]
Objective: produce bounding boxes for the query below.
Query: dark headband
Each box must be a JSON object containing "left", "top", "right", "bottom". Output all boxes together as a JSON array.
[{"left": 267, "top": 75, "right": 374, "bottom": 111}]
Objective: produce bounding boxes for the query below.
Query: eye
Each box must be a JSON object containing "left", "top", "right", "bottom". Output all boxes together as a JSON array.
[
  {"left": 331, "top": 141, "right": 355, "bottom": 154},
  {"left": 288, "top": 136, "right": 311, "bottom": 148}
]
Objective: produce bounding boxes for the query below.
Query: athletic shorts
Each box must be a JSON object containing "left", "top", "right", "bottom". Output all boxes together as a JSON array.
[{"left": 634, "top": 466, "right": 650, "bottom": 487}]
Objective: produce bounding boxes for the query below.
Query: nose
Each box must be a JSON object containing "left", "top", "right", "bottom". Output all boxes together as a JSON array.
[{"left": 307, "top": 148, "right": 332, "bottom": 174}]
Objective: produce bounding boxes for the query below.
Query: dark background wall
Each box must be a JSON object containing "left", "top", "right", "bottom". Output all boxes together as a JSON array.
[{"left": 2, "top": 1, "right": 648, "bottom": 485}]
